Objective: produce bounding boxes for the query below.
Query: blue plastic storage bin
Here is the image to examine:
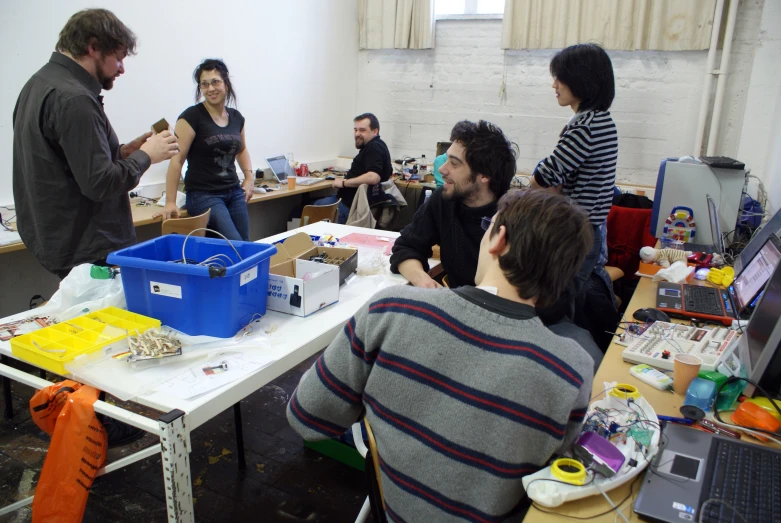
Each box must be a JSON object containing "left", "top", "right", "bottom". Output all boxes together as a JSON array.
[{"left": 107, "top": 235, "right": 276, "bottom": 338}]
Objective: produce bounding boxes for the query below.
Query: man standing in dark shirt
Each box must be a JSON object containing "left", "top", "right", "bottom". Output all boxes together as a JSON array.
[
  {"left": 390, "top": 120, "right": 517, "bottom": 288},
  {"left": 314, "top": 113, "right": 392, "bottom": 224},
  {"left": 13, "top": 9, "right": 178, "bottom": 279}
]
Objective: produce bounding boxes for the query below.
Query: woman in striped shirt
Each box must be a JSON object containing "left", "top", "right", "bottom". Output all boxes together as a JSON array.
[{"left": 532, "top": 43, "right": 617, "bottom": 322}]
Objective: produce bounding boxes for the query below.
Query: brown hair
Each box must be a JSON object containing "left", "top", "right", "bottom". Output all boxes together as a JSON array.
[
  {"left": 56, "top": 9, "right": 137, "bottom": 59},
  {"left": 492, "top": 190, "right": 592, "bottom": 308}
]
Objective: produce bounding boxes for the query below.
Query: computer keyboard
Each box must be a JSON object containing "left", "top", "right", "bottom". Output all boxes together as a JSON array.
[
  {"left": 684, "top": 242, "right": 715, "bottom": 254},
  {"left": 699, "top": 438, "right": 781, "bottom": 523},
  {"left": 699, "top": 156, "right": 745, "bottom": 170},
  {"left": 686, "top": 286, "right": 724, "bottom": 317}
]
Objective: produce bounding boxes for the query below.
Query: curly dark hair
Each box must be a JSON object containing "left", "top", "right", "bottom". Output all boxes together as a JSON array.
[
  {"left": 449, "top": 120, "right": 518, "bottom": 198},
  {"left": 194, "top": 59, "right": 237, "bottom": 106}
]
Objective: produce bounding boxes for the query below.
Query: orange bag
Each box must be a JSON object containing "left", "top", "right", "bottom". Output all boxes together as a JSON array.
[{"left": 29, "top": 380, "right": 107, "bottom": 523}]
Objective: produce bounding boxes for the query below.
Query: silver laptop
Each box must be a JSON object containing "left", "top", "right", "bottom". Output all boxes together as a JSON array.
[
  {"left": 265, "top": 154, "right": 324, "bottom": 186},
  {"left": 634, "top": 423, "right": 781, "bottom": 522},
  {"left": 735, "top": 207, "right": 781, "bottom": 274},
  {"left": 683, "top": 194, "right": 724, "bottom": 255}
]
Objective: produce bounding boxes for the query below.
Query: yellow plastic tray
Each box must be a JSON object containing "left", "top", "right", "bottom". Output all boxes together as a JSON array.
[{"left": 10, "top": 306, "right": 160, "bottom": 375}]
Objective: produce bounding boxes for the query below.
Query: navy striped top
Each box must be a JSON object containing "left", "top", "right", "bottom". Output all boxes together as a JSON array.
[{"left": 533, "top": 110, "right": 617, "bottom": 224}]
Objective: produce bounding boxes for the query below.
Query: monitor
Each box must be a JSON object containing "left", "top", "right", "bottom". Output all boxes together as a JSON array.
[
  {"left": 735, "top": 207, "right": 781, "bottom": 275},
  {"left": 737, "top": 256, "right": 781, "bottom": 397},
  {"left": 730, "top": 234, "right": 781, "bottom": 313},
  {"left": 265, "top": 155, "right": 293, "bottom": 183}
]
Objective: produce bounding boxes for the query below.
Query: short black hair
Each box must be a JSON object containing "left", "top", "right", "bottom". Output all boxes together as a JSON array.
[
  {"left": 193, "top": 59, "right": 237, "bottom": 106},
  {"left": 450, "top": 120, "right": 517, "bottom": 198},
  {"left": 550, "top": 43, "right": 615, "bottom": 112},
  {"left": 492, "top": 190, "right": 592, "bottom": 308},
  {"left": 354, "top": 113, "right": 380, "bottom": 132},
  {"left": 56, "top": 9, "right": 137, "bottom": 59}
]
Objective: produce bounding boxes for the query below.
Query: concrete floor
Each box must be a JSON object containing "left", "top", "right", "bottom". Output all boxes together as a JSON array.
[{"left": 0, "top": 352, "right": 371, "bottom": 522}]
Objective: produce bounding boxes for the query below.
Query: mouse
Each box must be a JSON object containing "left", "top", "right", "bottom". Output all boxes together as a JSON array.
[
  {"left": 253, "top": 187, "right": 267, "bottom": 194},
  {"left": 325, "top": 176, "right": 335, "bottom": 180},
  {"left": 633, "top": 308, "right": 671, "bottom": 323}
]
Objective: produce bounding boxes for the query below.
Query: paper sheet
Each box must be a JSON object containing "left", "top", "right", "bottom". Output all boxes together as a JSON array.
[
  {"left": 0, "top": 229, "right": 21, "bottom": 246},
  {"left": 153, "top": 350, "right": 277, "bottom": 400}
]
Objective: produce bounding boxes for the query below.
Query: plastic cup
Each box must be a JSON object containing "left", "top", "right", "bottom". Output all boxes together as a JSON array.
[
  {"left": 288, "top": 177, "right": 296, "bottom": 190},
  {"left": 673, "top": 354, "right": 703, "bottom": 395}
]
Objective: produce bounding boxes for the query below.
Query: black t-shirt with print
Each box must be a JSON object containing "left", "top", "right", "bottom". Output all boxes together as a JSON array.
[{"left": 179, "top": 104, "right": 245, "bottom": 192}]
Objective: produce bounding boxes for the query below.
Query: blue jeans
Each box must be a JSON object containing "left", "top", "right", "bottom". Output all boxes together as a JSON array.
[
  {"left": 186, "top": 186, "right": 250, "bottom": 241},
  {"left": 312, "top": 195, "right": 350, "bottom": 224}
]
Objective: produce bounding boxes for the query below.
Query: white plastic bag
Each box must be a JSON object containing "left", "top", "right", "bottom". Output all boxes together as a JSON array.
[{"left": 41, "top": 264, "right": 126, "bottom": 320}]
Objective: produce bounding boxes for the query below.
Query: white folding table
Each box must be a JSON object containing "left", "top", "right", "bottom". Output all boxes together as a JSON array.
[{"left": 0, "top": 223, "right": 422, "bottom": 522}]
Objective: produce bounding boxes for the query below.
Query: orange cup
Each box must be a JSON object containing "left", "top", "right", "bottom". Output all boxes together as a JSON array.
[
  {"left": 673, "top": 354, "right": 702, "bottom": 395},
  {"left": 287, "top": 177, "right": 296, "bottom": 190}
]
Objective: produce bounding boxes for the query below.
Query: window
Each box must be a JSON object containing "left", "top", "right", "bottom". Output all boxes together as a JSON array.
[{"left": 436, "top": 0, "right": 505, "bottom": 17}]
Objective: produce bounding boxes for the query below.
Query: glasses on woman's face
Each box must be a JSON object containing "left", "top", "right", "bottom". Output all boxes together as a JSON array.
[
  {"left": 199, "top": 78, "right": 224, "bottom": 90},
  {"left": 481, "top": 216, "right": 494, "bottom": 231}
]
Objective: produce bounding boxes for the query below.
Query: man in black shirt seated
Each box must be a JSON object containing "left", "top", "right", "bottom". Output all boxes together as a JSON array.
[
  {"left": 314, "top": 113, "right": 393, "bottom": 224},
  {"left": 391, "top": 120, "right": 516, "bottom": 289}
]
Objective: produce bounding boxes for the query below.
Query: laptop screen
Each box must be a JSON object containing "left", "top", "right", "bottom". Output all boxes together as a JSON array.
[
  {"left": 266, "top": 155, "right": 289, "bottom": 182},
  {"left": 732, "top": 236, "right": 781, "bottom": 311}
]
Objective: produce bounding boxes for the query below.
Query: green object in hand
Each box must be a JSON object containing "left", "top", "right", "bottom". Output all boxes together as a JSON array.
[{"left": 90, "top": 265, "right": 113, "bottom": 279}]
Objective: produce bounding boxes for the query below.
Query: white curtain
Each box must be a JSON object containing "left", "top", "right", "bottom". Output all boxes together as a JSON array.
[
  {"left": 501, "top": 0, "right": 718, "bottom": 51},
  {"left": 359, "top": 0, "right": 435, "bottom": 49}
]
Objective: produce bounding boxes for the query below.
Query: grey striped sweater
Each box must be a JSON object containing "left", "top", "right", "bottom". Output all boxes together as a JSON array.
[
  {"left": 287, "top": 286, "right": 593, "bottom": 522},
  {"left": 533, "top": 110, "right": 618, "bottom": 224}
]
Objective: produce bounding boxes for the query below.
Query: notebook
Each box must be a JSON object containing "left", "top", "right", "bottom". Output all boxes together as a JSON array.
[
  {"left": 265, "top": 155, "right": 326, "bottom": 186},
  {"left": 634, "top": 423, "right": 781, "bottom": 522}
]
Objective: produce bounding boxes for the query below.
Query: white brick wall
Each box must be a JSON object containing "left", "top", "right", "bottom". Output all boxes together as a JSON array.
[
  {"left": 738, "top": 0, "right": 781, "bottom": 202},
  {"left": 357, "top": 1, "right": 764, "bottom": 187}
]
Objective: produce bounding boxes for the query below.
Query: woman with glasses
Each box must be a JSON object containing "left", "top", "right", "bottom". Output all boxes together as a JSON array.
[{"left": 163, "top": 59, "right": 254, "bottom": 241}]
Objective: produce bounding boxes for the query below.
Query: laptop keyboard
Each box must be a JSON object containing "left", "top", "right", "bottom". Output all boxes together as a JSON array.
[
  {"left": 685, "top": 242, "right": 715, "bottom": 254},
  {"left": 700, "top": 438, "right": 781, "bottom": 522},
  {"left": 685, "top": 286, "right": 723, "bottom": 317}
]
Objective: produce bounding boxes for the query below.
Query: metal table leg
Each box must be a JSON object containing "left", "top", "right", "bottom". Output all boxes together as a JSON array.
[
  {"left": 233, "top": 402, "right": 247, "bottom": 470},
  {"left": 158, "top": 409, "right": 194, "bottom": 523},
  {"left": 1, "top": 355, "right": 13, "bottom": 420}
]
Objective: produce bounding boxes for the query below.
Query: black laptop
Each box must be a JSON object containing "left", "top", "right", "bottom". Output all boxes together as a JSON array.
[{"left": 634, "top": 423, "right": 781, "bottom": 522}]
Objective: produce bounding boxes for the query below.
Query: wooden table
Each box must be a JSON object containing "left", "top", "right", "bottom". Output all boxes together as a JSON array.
[
  {"left": 0, "top": 179, "right": 335, "bottom": 255},
  {"left": 523, "top": 276, "right": 761, "bottom": 522}
]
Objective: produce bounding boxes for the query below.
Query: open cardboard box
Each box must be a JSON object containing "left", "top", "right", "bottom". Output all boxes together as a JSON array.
[
  {"left": 267, "top": 258, "right": 340, "bottom": 316},
  {"left": 274, "top": 232, "right": 358, "bottom": 286}
]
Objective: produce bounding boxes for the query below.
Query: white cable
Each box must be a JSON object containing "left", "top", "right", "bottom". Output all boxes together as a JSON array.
[
  {"left": 181, "top": 228, "right": 243, "bottom": 266},
  {"left": 698, "top": 498, "right": 748, "bottom": 523},
  {"left": 594, "top": 480, "right": 630, "bottom": 523}
]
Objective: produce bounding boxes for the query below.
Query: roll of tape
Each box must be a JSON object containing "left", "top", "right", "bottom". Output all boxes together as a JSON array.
[
  {"left": 609, "top": 383, "right": 641, "bottom": 401},
  {"left": 551, "top": 458, "right": 587, "bottom": 485}
]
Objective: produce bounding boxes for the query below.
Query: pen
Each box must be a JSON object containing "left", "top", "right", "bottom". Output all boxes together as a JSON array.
[{"left": 657, "top": 415, "right": 693, "bottom": 425}]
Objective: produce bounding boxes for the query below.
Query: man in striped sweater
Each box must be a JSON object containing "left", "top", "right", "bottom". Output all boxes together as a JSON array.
[{"left": 287, "top": 190, "right": 595, "bottom": 522}]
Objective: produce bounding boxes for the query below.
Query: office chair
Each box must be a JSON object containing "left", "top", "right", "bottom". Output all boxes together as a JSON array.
[
  {"left": 301, "top": 199, "right": 340, "bottom": 226},
  {"left": 161, "top": 209, "right": 210, "bottom": 236},
  {"left": 352, "top": 419, "right": 387, "bottom": 523}
]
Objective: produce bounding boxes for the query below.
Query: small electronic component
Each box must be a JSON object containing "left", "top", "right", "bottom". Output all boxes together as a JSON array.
[{"left": 126, "top": 329, "right": 182, "bottom": 361}]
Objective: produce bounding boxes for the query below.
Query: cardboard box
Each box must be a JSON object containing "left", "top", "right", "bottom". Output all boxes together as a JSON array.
[
  {"left": 274, "top": 232, "right": 358, "bottom": 286},
  {"left": 267, "top": 258, "right": 340, "bottom": 316}
]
